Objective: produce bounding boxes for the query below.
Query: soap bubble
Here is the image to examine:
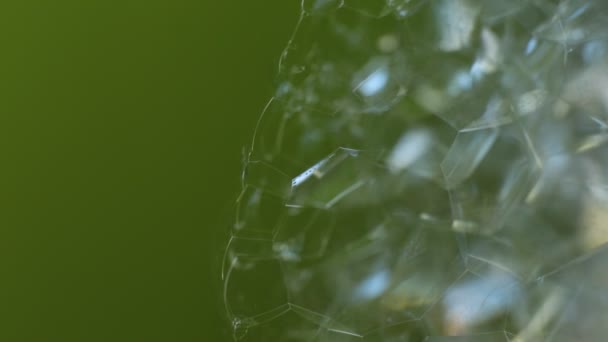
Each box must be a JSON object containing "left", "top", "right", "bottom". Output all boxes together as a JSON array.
[{"left": 224, "top": 1, "right": 608, "bottom": 340}]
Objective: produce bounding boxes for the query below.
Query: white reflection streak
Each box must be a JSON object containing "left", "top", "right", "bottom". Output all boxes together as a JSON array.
[
  {"left": 355, "top": 68, "right": 388, "bottom": 96},
  {"left": 590, "top": 115, "right": 608, "bottom": 129},
  {"left": 324, "top": 179, "right": 366, "bottom": 208},
  {"left": 567, "top": 2, "right": 591, "bottom": 21},
  {"left": 291, "top": 158, "right": 329, "bottom": 187},
  {"left": 467, "top": 254, "right": 518, "bottom": 278},
  {"left": 327, "top": 328, "right": 363, "bottom": 338},
  {"left": 521, "top": 126, "right": 543, "bottom": 169},
  {"left": 291, "top": 148, "right": 358, "bottom": 188}
]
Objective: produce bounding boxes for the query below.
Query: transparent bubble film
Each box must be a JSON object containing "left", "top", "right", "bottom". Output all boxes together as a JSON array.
[{"left": 223, "top": 1, "right": 608, "bottom": 341}]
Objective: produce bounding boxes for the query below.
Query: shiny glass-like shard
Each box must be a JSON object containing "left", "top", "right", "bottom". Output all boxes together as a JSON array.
[{"left": 288, "top": 148, "right": 371, "bottom": 209}]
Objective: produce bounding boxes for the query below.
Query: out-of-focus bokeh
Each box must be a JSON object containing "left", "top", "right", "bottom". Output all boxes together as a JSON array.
[
  {"left": 0, "top": 1, "right": 298, "bottom": 341},
  {"left": 224, "top": 0, "right": 608, "bottom": 341}
]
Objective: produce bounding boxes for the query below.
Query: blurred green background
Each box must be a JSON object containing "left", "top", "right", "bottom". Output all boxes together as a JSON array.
[{"left": 0, "top": 1, "right": 298, "bottom": 341}]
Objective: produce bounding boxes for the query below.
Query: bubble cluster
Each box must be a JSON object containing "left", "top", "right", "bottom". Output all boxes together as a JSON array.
[{"left": 224, "top": 0, "right": 608, "bottom": 340}]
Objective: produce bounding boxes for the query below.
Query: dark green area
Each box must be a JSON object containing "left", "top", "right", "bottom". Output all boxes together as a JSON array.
[{"left": 0, "top": 1, "right": 299, "bottom": 340}]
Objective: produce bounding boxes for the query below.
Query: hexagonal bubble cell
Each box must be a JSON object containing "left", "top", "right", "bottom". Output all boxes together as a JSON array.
[
  {"left": 273, "top": 206, "right": 335, "bottom": 261},
  {"left": 442, "top": 153, "right": 537, "bottom": 236},
  {"left": 441, "top": 128, "right": 499, "bottom": 189},
  {"left": 246, "top": 98, "right": 341, "bottom": 176},
  {"left": 223, "top": 259, "right": 290, "bottom": 336},
  {"left": 233, "top": 186, "right": 285, "bottom": 239},
  {"left": 226, "top": 0, "right": 608, "bottom": 340},
  {"left": 274, "top": 216, "right": 467, "bottom": 335},
  {"left": 243, "top": 161, "right": 292, "bottom": 199}
]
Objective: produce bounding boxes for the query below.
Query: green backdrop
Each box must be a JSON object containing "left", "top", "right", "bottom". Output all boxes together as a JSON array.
[{"left": 0, "top": 1, "right": 298, "bottom": 341}]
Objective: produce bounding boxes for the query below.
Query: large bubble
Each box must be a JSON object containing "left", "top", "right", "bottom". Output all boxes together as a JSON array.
[{"left": 224, "top": 0, "right": 608, "bottom": 340}]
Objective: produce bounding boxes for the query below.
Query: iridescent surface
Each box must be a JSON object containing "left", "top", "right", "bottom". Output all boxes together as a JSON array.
[{"left": 224, "top": 0, "right": 608, "bottom": 340}]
